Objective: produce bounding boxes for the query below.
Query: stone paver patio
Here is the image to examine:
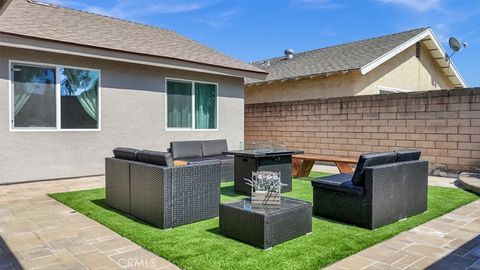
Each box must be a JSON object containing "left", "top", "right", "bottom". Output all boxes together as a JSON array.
[
  {"left": 0, "top": 176, "right": 179, "bottom": 270},
  {"left": 326, "top": 199, "right": 480, "bottom": 270},
  {"left": 0, "top": 174, "right": 478, "bottom": 270}
]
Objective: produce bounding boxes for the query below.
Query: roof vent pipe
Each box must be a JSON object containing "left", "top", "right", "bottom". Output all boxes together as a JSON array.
[{"left": 284, "top": 48, "right": 294, "bottom": 59}]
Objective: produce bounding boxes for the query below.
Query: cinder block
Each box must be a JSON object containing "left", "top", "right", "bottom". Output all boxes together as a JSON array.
[
  {"left": 426, "top": 134, "right": 447, "bottom": 141},
  {"left": 415, "top": 141, "right": 435, "bottom": 148},
  {"left": 448, "top": 150, "right": 471, "bottom": 158},
  {"left": 458, "top": 143, "right": 480, "bottom": 150},
  {"left": 448, "top": 135, "right": 470, "bottom": 142},
  {"left": 448, "top": 119, "right": 471, "bottom": 126}
]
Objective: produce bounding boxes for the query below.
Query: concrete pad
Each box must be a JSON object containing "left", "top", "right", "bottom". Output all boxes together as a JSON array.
[{"left": 459, "top": 173, "right": 480, "bottom": 194}]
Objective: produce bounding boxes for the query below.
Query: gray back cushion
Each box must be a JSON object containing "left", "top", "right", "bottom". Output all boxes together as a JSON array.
[
  {"left": 170, "top": 141, "right": 203, "bottom": 160},
  {"left": 202, "top": 140, "right": 228, "bottom": 157},
  {"left": 113, "top": 147, "right": 140, "bottom": 161},
  {"left": 137, "top": 150, "right": 173, "bottom": 167},
  {"left": 395, "top": 149, "right": 421, "bottom": 162},
  {"left": 351, "top": 152, "right": 398, "bottom": 186}
]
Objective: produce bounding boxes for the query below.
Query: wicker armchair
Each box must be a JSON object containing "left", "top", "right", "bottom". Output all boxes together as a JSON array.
[
  {"left": 312, "top": 150, "right": 428, "bottom": 229},
  {"left": 105, "top": 148, "right": 221, "bottom": 229}
]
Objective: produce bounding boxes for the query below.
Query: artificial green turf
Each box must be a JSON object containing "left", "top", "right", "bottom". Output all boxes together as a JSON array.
[{"left": 50, "top": 173, "right": 478, "bottom": 270}]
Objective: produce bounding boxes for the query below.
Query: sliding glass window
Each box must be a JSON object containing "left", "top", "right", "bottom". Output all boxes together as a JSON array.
[
  {"left": 12, "top": 64, "right": 56, "bottom": 129},
  {"left": 60, "top": 68, "right": 99, "bottom": 129},
  {"left": 166, "top": 79, "right": 217, "bottom": 130},
  {"left": 195, "top": 83, "right": 217, "bottom": 129},
  {"left": 167, "top": 80, "right": 192, "bottom": 129},
  {"left": 11, "top": 62, "right": 100, "bottom": 131}
]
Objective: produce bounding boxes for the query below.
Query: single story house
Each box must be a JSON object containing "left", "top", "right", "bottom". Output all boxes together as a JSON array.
[
  {"left": 0, "top": 0, "right": 267, "bottom": 183},
  {"left": 245, "top": 28, "right": 467, "bottom": 104}
]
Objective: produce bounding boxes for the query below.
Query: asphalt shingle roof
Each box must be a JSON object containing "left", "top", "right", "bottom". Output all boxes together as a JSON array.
[
  {"left": 0, "top": 0, "right": 266, "bottom": 75},
  {"left": 246, "top": 28, "right": 428, "bottom": 84}
]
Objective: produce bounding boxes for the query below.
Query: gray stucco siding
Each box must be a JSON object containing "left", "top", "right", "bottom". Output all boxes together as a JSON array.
[{"left": 0, "top": 47, "right": 245, "bottom": 183}]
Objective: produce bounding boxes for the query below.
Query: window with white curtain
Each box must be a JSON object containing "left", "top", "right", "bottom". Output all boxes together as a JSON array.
[
  {"left": 166, "top": 79, "right": 217, "bottom": 130},
  {"left": 12, "top": 64, "right": 56, "bottom": 129},
  {"left": 11, "top": 62, "right": 100, "bottom": 131}
]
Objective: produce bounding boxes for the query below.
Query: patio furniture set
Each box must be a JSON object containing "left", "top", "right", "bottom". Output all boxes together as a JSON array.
[{"left": 105, "top": 140, "right": 427, "bottom": 248}]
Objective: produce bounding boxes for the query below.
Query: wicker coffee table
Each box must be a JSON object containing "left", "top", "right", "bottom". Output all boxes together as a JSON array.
[{"left": 219, "top": 197, "right": 312, "bottom": 249}]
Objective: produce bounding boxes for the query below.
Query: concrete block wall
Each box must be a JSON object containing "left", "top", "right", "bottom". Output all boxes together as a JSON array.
[{"left": 245, "top": 88, "right": 480, "bottom": 174}]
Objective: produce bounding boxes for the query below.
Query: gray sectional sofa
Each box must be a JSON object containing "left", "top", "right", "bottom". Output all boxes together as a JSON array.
[
  {"left": 105, "top": 147, "right": 221, "bottom": 229},
  {"left": 311, "top": 149, "right": 428, "bottom": 229},
  {"left": 169, "top": 139, "right": 234, "bottom": 182}
]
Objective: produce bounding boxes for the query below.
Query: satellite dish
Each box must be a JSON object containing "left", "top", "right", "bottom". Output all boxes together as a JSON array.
[
  {"left": 449, "top": 37, "right": 461, "bottom": 52},
  {"left": 446, "top": 36, "right": 468, "bottom": 63}
]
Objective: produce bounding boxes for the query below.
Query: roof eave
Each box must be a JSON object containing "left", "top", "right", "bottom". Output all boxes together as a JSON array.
[
  {"left": 360, "top": 28, "right": 467, "bottom": 88},
  {"left": 246, "top": 69, "right": 357, "bottom": 86},
  {"left": 0, "top": 31, "right": 268, "bottom": 80}
]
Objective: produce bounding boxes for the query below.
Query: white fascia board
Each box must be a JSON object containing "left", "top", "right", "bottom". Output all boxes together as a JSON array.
[
  {"left": 360, "top": 29, "right": 431, "bottom": 75},
  {"left": 360, "top": 28, "right": 467, "bottom": 88}
]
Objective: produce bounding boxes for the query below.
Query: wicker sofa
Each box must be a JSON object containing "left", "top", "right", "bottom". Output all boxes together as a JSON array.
[
  {"left": 169, "top": 139, "right": 234, "bottom": 182},
  {"left": 311, "top": 149, "right": 428, "bottom": 229},
  {"left": 105, "top": 147, "right": 221, "bottom": 229}
]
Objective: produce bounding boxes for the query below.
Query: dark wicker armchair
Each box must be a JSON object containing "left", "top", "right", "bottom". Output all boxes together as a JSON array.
[
  {"left": 311, "top": 149, "right": 428, "bottom": 229},
  {"left": 106, "top": 148, "right": 221, "bottom": 229}
]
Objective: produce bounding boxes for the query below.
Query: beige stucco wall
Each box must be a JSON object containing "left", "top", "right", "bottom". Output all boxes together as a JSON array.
[
  {"left": 0, "top": 46, "right": 245, "bottom": 183},
  {"left": 245, "top": 43, "right": 455, "bottom": 104},
  {"left": 358, "top": 43, "right": 454, "bottom": 95},
  {"left": 417, "top": 43, "right": 455, "bottom": 90}
]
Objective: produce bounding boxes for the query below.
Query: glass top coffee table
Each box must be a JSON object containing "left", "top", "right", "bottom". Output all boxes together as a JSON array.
[{"left": 219, "top": 197, "right": 312, "bottom": 249}]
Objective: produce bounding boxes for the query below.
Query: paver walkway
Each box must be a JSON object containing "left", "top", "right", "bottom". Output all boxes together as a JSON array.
[
  {"left": 326, "top": 200, "right": 480, "bottom": 270},
  {"left": 0, "top": 176, "right": 179, "bottom": 270}
]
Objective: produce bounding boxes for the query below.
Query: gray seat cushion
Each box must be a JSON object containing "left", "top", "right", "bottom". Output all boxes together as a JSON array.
[
  {"left": 170, "top": 141, "right": 203, "bottom": 160},
  {"left": 137, "top": 150, "right": 174, "bottom": 167},
  {"left": 179, "top": 158, "right": 213, "bottom": 164},
  {"left": 202, "top": 140, "right": 228, "bottom": 157},
  {"left": 351, "top": 152, "right": 397, "bottom": 186},
  {"left": 395, "top": 149, "right": 421, "bottom": 162},
  {"left": 204, "top": 155, "right": 234, "bottom": 165},
  {"left": 312, "top": 174, "right": 364, "bottom": 196},
  {"left": 113, "top": 147, "right": 140, "bottom": 161}
]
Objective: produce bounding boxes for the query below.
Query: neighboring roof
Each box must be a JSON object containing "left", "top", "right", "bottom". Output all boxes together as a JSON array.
[
  {"left": 246, "top": 28, "right": 466, "bottom": 88},
  {"left": 0, "top": 0, "right": 267, "bottom": 77}
]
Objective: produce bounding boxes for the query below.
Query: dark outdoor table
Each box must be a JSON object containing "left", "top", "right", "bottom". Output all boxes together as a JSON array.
[
  {"left": 223, "top": 149, "right": 304, "bottom": 195},
  {"left": 219, "top": 197, "right": 312, "bottom": 249}
]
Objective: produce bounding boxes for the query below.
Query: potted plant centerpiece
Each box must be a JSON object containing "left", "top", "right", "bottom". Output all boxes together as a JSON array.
[{"left": 245, "top": 171, "right": 285, "bottom": 205}]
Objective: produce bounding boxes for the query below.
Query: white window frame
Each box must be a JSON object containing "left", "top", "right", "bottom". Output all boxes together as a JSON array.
[
  {"left": 376, "top": 85, "right": 415, "bottom": 94},
  {"left": 165, "top": 77, "right": 219, "bottom": 131},
  {"left": 9, "top": 60, "right": 101, "bottom": 132}
]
